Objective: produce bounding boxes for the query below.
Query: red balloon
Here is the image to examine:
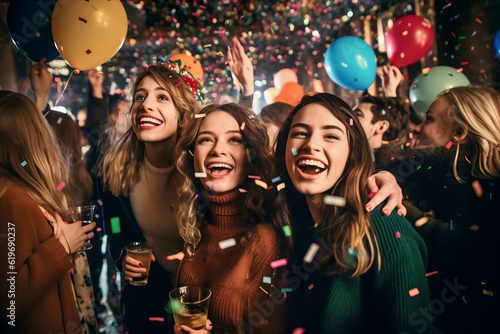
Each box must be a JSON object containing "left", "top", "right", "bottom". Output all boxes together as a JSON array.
[{"left": 385, "top": 15, "right": 435, "bottom": 67}]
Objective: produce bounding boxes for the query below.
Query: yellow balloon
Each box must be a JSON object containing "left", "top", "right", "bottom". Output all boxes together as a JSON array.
[{"left": 52, "top": 0, "right": 128, "bottom": 71}]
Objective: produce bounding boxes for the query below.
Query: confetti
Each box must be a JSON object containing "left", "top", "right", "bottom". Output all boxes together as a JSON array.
[
  {"left": 282, "top": 225, "right": 292, "bottom": 237},
  {"left": 214, "top": 30, "right": 226, "bottom": 35},
  {"left": 57, "top": 117, "right": 63, "bottom": 124},
  {"left": 194, "top": 113, "right": 206, "bottom": 118},
  {"left": 449, "top": 220, "right": 454, "bottom": 231},
  {"left": 56, "top": 181, "right": 66, "bottom": 192},
  {"left": 415, "top": 217, "right": 429, "bottom": 227},
  {"left": 165, "top": 299, "right": 183, "bottom": 314},
  {"left": 148, "top": 317, "right": 164, "bottom": 322},
  {"left": 303, "top": 243, "right": 319, "bottom": 263},
  {"left": 110, "top": 217, "right": 121, "bottom": 234},
  {"left": 277, "top": 183, "right": 285, "bottom": 191},
  {"left": 209, "top": 181, "right": 215, "bottom": 189},
  {"left": 195, "top": 172, "right": 207, "bottom": 178},
  {"left": 255, "top": 179, "right": 268, "bottom": 189},
  {"left": 445, "top": 141, "right": 453, "bottom": 149},
  {"left": 97, "top": 199, "right": 103, "bottom": 206},
  {"left": 238, "top": 188, "right": 247, "bottom": 193},
  {"left": 307, "top": 284, "right": 314, "bottom": 290},
  {"left": 292, "top": 328, "right": 305, "bottom": 334},
  {"left": 79, "top": 17, "right": 88, "bottom": 24},
  {"left": 240, "top": 122, "right": 246, "bottom": 131},
  {"left": 281, "top": 288, "right": 292, "bottom": 293},
  {"left": 471, "top": 180, "right": 483, "bottom": 197},
  {"left": 270, "top": 258, "right": 288, "bottom": 268},
  {"left": 409, "top": 288, "right": 420, "bottom": 297},
  {"left": 482, "top": 289, "right": 493, "bottom": 297},
  {"left": 426, "top": 271, "right": 438, "bottom": 277},
  {"left": 349, "top": 118, "right": 354, "bottom": 126},
  {"left": 21, "top": 161, "right": 27, "bottom": 167},
  {"left": 247, "top": 175, "right": 261, "bottom": 179},
  {"left": 219, "top": 238, "right": 237, "bottom": 249},
  {"left": 464, "top": 155, "right": 471, "bottom": 164},
  {"left": 291, "top": 148, "right": 297, "bottom": 156},
  {"left": 395, "top": 231, "right": 401, "bottom": 238},
  {"left": 323, "top": 195, "right": 346, "bottom": 207},
  {"left": 262, "top": 276, "right": 271, "bottom": 284},
  {"left": 271, "top": 176, "right": 281, "bottom": 183}
]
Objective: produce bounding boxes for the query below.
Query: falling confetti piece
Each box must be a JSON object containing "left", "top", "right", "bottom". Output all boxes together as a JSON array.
[
  {"left": 464, "top": 155, "right": 471, "bottom": 164},
  {"left": 282, "top": 225, "right": 292, "bottom": 237},
  {"left": 165, "top": 299, "right": 183, "bottom": 314},
  {"left": 281, "top": 288, "right": 292, "bottom": 293},
  {"left": 291, "top": 148, "right": 297, "bottom": 156},
  {"left": 349, "top": 118, "right": 353, "bottom": 126},
  {"left": 79, "top": 17, "right": 87, "bottom": 24},
  {"left": 57, "top": 117, "right": 63, "bottom": 124},
  {"left": 303, "top": 243, "right": 319, "bottom": 263},
  {"left": 110, "top": 217, "right": 121, "bottom": 234},
  {"left": 426, "top": 271, "right": 438, "bottom": 277},
  {"left": 482, "top": 289, "right": 493, "bottom": 297},
  {"left": 263, "top": 276, "right": 271, "bottom": 284},
  {"left": 148, "top": 317, "right": 164, "bottom": 322},
  {"left": 203, "top": 44, "right": 212, "bottom": 48},
  {"left": 471, "top": 180, "right": 483, "bottom": 197},
  {"left": 277, "top": 183, "right": 285, "bottom": 191},
  {"left": 308, "top": 284, "right": 314, "bottom": 290},
  {"left": 219, "top": 238, "right": 237, "bottom": 249},
  {"left": 209, "top": 181, "right": 215, "bottom": 189},
  {"left": 97, "top": 199, "right": 103, "bottom": 206},
  {"left": 323, "top": 195, "right": 346, "bottom": 207},
  {"left": 240, "top": 122, "right": 246, "bottom": 131},
  {"left": 85, "top": 49, "right": 92, "bottom": 55},
  {"left": 409, "top": 288, "right": 420, "bottom": 297},
  {"left": 56, "top": 181, "right": 66, "bottom": 192},
  {"left": 194, "top": 113, "right": 206, "bottom": 118},
  {"left": 214, "top": 30, "right": 226, "bottom": 35},
  {"left": 292, "top": 328, "right": 305, "bottom": 334},
  {"left": 21, "top": 161, "right": 27, "bottom": 167},
  {"left": 255, "top": 179, "right": 268, "bottom": 189},
  {"left": 415, "top": 217, "right": 429, "bottom": 227},
  {"left": 445, "top": 141, "right": 453, "bottom": 149},
  {"left": 272, "top": 176, "right": 281, "bottom": 183},
  {"left": 238, "top": 188, "right": 247, "bottom": 193},
  {"left": 270, "top": 258, "right": 288, "bottom": 268},
  {"left": 395, "top": 231, "right": 401, "bottom": 238},
  {"left": 247, "top": 175, "right": 261, "bottom": 179},
  {"left": 449, "top": 220, "right": 454, "bottom": 231},
  {"left": 475, "top": 18, "right": 482, "bottom": 24},
  {"left": 175, "top": 82, "right": 182, "bottom": 87},
  {"left": 195, "top": 172, "right": 207, "bottom": 178},
  {"left": 96, "top": 227, "right": 102, "bottom": 232}
]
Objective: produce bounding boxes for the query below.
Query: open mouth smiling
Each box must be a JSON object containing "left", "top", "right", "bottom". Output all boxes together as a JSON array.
[
  {"left": 296, "top": 159, "right": 327, "bottom": 174},
  {"left": 206, "top": 163, "right": 234, "bottom": 176},
  {"left": 138, "top": 116, "right": 163, "bottom": 126}
]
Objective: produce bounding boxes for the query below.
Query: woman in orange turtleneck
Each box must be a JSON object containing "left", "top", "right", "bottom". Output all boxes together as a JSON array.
[{"left": 174, "top": 103, "right": 291, "bottom": 333}]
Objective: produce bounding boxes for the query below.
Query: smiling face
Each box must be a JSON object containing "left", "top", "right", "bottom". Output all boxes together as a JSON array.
[
  {"left": 415, "top": 96, "right": 455, "bottom": 148},
  {"left": 194, "top": 111, "right": 248, "bottom": 192},
  {"left": 285, "top": 103, "right": 349, "bottom": 197},
  {"left": 131, "top": 76, "right": 180, "bottom": 143}
]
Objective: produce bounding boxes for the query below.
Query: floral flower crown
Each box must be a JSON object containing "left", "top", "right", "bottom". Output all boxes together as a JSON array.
[{"left": 158, "top": 58, "right": 205, "bottom": 103}]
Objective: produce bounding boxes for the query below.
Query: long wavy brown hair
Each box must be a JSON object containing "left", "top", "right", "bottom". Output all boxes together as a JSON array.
[
  {"left": 175, "top": 103, "right": 290, "bottom": 253},
  {"left": 275, "top": 93, "right": 380, "bottom": 277},
  {"left": 98, "top": 65, "right": 201, "bottom": 196}
]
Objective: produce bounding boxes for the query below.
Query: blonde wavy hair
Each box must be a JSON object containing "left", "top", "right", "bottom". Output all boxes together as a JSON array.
[
  {"left": 98, "top": 65, "right": 201, "bottom": 196},
  {"left": 439, "top": 85, "right": 500, "bottom": 182},
  {"left": 0, "top": 91, "right": 70, "bottom": 215},
  {"left": 275, "top": 93, "right": 380, "bottom": 278},
  {"left": 175, "top": 103, "right": 290, "bottom": 253}
]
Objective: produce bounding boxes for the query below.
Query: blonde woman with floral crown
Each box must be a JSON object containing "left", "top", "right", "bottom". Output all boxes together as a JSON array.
[
  {"left": 97, "top": 37, "right": 256, "bottom": 334},
  {"left": 0, "top": 91, "right": 96, "bottom": 333}
]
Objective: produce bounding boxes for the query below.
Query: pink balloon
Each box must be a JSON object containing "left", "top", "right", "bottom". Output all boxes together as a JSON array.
[
  {"left": 274, "top": 68, "right": 298, "bottom": 91},
  {"left": 385, "top": 15, "right": 435, "bottom": 67}
]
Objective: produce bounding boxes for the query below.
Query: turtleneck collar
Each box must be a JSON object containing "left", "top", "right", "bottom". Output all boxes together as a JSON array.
[{"left": 202, "top": 188, "right": 245, "bottom": 225}]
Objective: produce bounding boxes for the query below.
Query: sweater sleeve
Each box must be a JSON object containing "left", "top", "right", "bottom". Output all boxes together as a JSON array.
[
  {"left": 244, "top": 224, "right": 286, "bottom": 334},
  {"left": 370, "top": 209, "right": 440, "bottom": 334},
  {"left": 0, "top": 185, "right": 73, "bottom": 317}
]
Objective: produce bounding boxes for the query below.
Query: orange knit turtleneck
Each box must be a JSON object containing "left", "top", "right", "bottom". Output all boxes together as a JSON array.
[{"left": 177, "top": 189, "right": 285, "bottom": 333}]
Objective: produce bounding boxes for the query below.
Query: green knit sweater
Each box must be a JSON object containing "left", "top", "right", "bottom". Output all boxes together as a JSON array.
[{"left": 318, "top": 208, "right": 439, "bottom": 333}]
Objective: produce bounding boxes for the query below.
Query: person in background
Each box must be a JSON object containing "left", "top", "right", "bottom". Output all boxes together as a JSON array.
[
  {"left": 259, "top": 101, "right": 293, "bottom": 150},
  {"left": 275, "top": 93, "right": 437, "bottom": 333},
  {"left": 388, "top": 85, "right": 500, "bottom": 333},
  {"left": 0, "top": 90, "right": 96, "bottom": 334},
  {"left": 173, "top": 103, "right": 290, "bottom": 333}
]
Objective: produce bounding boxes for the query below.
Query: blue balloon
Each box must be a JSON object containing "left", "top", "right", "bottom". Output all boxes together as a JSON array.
[
  {"left": 7, "top": 0, "right": 60, "bottom": 62},
  {"left": 324, "top": 36, "right": 376, "bottom": 91},
  {"left": 494, "top": 30, "right": 500, "bottom": 57}
]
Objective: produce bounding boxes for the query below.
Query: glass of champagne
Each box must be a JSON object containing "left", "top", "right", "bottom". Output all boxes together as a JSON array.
[
  {"left": 67, "top": 205, "right": 95, "bottom": 250},
  {"left": 169, "top": 286, "right": 212, "bottom": 330},
  {"left": 125, "top": 242, "right": 153, "bottom": 286}
]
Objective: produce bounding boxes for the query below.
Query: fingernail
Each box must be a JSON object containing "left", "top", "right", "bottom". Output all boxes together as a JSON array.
[
  {"left": 397, "top": 210, "right": 404, "bottom": 216},
  {"left": 138, "top": 262, "right": 143, "bottom": 267},
  {"left": 383, "top": 209, "right": 389, "bottom": 216},
  {"left": 365, "top": 204, "right": 372, "bottom": 212}
]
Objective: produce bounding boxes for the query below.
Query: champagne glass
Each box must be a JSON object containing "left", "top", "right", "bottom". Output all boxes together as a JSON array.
[
  {"left": 67, "top": 205, "right": 95, "bottom": 250},
  {"left": 169, "top": 286, "right": 212, "bottom": 330}
]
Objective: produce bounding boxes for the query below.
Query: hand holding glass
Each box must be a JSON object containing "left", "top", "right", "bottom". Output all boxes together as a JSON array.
[
  {"left": 67, "top": 205, "right": 95, "bottom": 250},
  {"left": 169, "top": 286, "right": 212, "bottom": 330},
  {"left": 125, "top": 242, "right": 153, "bottom": 286}
]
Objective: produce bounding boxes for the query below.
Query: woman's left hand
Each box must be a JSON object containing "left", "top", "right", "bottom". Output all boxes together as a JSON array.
[
  {"left": 173, "top": 319, "right": 213, "bottom": 334},
  {"left": 366, "top": 171, "right": 406, "bottom": 216},
  {"left": 227, "top": 36, "right": 254, "bottom": 96}
]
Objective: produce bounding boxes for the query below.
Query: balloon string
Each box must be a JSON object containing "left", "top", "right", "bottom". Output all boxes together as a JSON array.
[{"left": 54, "top": 70, "right": 74, "bottom": 107}]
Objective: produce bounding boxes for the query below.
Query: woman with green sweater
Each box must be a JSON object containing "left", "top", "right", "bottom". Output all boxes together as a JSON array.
[{"left": 275, "top": 93, "right": 438, "bottom": 333}]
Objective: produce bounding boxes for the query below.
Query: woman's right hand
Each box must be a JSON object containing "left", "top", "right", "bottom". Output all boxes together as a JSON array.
[
  {"left": 122, "top": 253, "right": 156, "bottom": 282},
  {"left": 57, "top": 219, "right": 96, "bottom": 253},
  {"left": 173, "top": 319, "right": 213, "bottom": 334}
]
